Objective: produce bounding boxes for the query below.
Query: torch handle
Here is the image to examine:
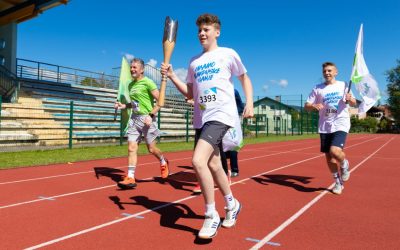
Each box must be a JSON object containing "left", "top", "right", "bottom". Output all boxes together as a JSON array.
[
  {"left": 158, "top": 75, "right": 168, "bottom": 107},
  {"left": 158, "top": 40, "right": 176, "bottom": 107}
]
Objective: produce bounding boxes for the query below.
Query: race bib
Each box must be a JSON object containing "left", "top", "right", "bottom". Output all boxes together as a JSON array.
[
  {"left": 198, "top": 87, "right": 218, "bottom": 110},
  {"left": 325, "top": 108, "right": 337, "bottom": 117}
]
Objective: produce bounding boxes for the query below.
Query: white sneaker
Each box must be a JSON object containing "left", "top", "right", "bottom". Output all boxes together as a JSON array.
[
  {"left": 341, "top": 159, "right": 350, "bottom": 182},
  {"left": 332, "top": 183, "right": 344, "bottom": 195},
  {"left": 222, "top": 199, "right": 242, "bottom": 228},
  {"left": 198, "top": 212, "right": 221, "bottom": 239}
]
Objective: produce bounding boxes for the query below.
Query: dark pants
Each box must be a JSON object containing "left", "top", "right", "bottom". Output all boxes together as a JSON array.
[
  {"left": 227, "top": 151, "right": 239, "bottom": 173},
  {"left": 221, "top": 150, "right": 239, "bottom": 174}
]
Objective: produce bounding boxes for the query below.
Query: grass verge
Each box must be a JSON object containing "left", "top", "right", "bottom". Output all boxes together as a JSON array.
[{"left": 0, "top": 134, "right": 318, "bottom": 169}]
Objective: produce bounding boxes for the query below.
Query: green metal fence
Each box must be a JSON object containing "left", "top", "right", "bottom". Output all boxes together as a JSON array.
[
  {"left": 0, "top": 58, "right": 323, "bottom": 151},
  {"left": 0, "top": 91, "right": 322, "bottom": 151}
]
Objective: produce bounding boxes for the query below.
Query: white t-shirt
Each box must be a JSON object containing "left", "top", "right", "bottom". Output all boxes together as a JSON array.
[
  {"left": 306, "top": 81, "right": 352, "bottom": 133},
  {"left": 186, "top": 47, "right": 246, "bottom": 129}
]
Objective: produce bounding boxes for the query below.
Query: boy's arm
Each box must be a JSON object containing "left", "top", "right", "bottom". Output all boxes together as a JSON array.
[
  {"left": 160, "top": 63, "right": 192, "bottom": 99},
  {"left": 304, "top": 102, "right": 324, "bottom": 111},
  {"left": 304, "top": 88, "right": 323, "bottom": 111},
  {"left": 238, "top": 73, "right": 254, "bottom": 118}
]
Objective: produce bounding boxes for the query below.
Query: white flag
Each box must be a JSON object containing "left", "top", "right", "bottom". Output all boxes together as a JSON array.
[{"left": 350, "top": 24, "right": 381, "bottom": 114}]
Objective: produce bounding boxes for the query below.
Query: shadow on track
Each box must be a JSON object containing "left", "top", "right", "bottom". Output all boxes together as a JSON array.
[{"left": 253, "top": 174, "right": 328, "bottom": 193}]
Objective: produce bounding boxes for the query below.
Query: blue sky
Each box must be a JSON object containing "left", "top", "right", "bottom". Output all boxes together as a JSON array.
[{"left": 17, "top": 0, "right": 400, "bottom": 103}]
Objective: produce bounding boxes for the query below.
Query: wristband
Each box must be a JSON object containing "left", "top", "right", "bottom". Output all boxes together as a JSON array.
[{"left": 149, "top": 113, "right": 155, "bottom": 119}]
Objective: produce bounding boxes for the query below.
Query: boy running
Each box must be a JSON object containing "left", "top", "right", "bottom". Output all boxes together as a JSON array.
[
  {"left": 304, "top": 62, "right": 356, "bottom": 194},
  {"left": 161, "top": 13, "right": 254, "bottom": 238}
]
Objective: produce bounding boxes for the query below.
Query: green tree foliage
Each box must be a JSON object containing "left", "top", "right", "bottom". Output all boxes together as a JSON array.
[
  {"left": 81, "top": 77, "right": 103, "bottom": 88},
  {"left": 350, "top": 116, "right": 378, "bottom": 133},
  {"left": 386, "top": 59, "right": 400, "bottom": 125},
  {"left": 378, "top": 118, "right": 388, "bottom": 132}
]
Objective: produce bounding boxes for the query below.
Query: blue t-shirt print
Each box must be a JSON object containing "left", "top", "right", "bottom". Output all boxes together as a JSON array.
[
  {"left": 323, "top": 91, "right": 342, "bottom": 115},
  {"left": 193, "top": 61, "right": 221, "bottom": 83}
]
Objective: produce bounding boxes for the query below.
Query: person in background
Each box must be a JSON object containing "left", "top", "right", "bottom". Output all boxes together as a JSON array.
[
  {"left": 304, "top": 62, "right": 355, "bottom": 195},
  {"left": 224, "top": 88, "right": 245, "bottom": 177},
  {"left": 114, "top": 58, "right": 170, "bottom": 188}
]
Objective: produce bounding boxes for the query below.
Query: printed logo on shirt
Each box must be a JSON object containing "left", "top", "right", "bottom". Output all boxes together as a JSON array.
[
  {"left": 193, "top": 61, "right": 221, "bottom": 83},
  {"left": 323, "top": 91, "right": 341, "bottom": 116}
]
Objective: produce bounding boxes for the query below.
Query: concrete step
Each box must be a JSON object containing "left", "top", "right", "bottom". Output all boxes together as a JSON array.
[
  {"left": 38, "top": 139, "right": 74, "bottom": 146},
  {"left": 0, "top": 133, "right": 37, "bottom": 141},
  {"left": 27, "top": 129, "right": 69, "bottom": 135}
]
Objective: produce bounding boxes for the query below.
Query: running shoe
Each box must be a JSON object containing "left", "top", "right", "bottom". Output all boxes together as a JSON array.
[
  {"left": 118, "top": 176, "right": 137, "bottom": 188},
  {"left": 193, "top": 183, "right": 202, "bottom": 194},
  {"left": 160, "top": 159, "right": 170, "bottom": 179},
  {"left": 341, "top": 159, "right": 350, "bottom": 182},
  {"left": 332, "top": 183, "right": 344, "bottom": 195},
  {"left": 222, "top": 198, "right": 242, "bottom": 228},
  {"left": 231, "top": 171, "right": 239, "bottom": 177},
  {"left": 198, "top": 212, "right": 221, "bottom": 239}
]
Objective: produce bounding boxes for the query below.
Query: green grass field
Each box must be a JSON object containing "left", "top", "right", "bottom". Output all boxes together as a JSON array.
[{"left": 0, "top": 134, "right": 318, "bottom": 170}]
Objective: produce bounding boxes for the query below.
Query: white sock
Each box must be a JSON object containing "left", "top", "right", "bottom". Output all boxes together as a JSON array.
[
  {"left": 224, "top": 193, "right": 235, "bottom": 210},
  {"left": 127, "top": 165, "right": 136, "bottom": 178},
  {"left": 160, "top": 156, "right": 166, "bottom": 165},
  {"left": 332, "top": 172, "right": 342, "bottom": 185},
  {"left": 341, "top": 159, "right": 348, "bottom": 170},
  {"left": 205, "top": 202, "right": 217, "bottom": 217}
]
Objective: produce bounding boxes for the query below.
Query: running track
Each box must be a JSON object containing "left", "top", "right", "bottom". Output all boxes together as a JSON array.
[{"left": 1, "top": 134, "right": 399, "bottom": 249}]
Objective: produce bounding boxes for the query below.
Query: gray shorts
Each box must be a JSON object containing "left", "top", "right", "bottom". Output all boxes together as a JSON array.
[
  {"left": 195, "top": 121, "right": 230, "bottom": 150},
  {"left": 127, "top": 114, "right": 159, "bottom": 144}
]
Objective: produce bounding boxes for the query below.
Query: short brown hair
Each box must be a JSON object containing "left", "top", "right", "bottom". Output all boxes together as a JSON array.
[
  {"left": 196, "top": 14, "right": 221, "bottom": 30},
  {"left": 322, "top": 62, "right": 336, "bottom": 68}
]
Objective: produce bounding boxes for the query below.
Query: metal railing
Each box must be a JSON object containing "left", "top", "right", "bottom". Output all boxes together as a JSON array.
[
  {"left": 0, "top": 65, "right": 19, "bottom": 103},
  {"left": 17, "top": 58, "right": 118, "bottom": 89},
  {"left": 17, "top": 58, "right": 183, "bottom": 97}
]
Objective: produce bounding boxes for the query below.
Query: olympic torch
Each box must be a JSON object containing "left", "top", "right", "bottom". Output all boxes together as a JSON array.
[{"left": 158, "top": 16, "right": 178, "bottom": 107}]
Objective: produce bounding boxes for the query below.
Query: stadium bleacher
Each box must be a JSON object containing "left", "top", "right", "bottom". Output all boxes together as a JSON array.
[{"left": 0, "top": 60, "right": 194, "bottom": 150}]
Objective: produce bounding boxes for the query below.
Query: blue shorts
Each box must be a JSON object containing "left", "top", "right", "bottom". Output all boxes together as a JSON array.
[{"left": 320, "top": 131, "right": 348, "bottom": 153}]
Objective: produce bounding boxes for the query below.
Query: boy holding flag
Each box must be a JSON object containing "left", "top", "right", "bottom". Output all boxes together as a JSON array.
[{"left": 305, "top": 62, "right": 356, "bottom": 194}]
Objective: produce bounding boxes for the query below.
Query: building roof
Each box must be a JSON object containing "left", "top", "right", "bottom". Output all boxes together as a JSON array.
[
  {"left": 253, "top": 96, "right": 298, "bottom": 111},
  {"left": 0, "top": 0, "right": 68, "bottom": 26}
]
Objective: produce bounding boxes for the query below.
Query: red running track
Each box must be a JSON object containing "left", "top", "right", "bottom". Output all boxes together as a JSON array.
[{"left": 1, "top": 134, "right": 399, "bottom": 249}]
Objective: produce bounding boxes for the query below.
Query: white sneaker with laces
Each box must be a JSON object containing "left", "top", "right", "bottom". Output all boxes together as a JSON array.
[
  {"left": 222, "top": 199, "right": 242, "bottom": 228},
  {"left": 198, "top": 212, "right": 221, "bottom": 239},
  {"left": 341, "top": 159, "right": 350, "bottom": 182},
  {"left": 332, "top": 183, "right": 344, "bottom": 195}
]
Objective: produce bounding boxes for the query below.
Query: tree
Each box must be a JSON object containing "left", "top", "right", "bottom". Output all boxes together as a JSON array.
[{"left": 386, "top": 59, "right": 400, "bottom": 125}]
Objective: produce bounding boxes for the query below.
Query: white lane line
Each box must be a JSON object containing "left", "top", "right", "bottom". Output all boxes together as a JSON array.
[
  {"left": 1, "top": 135, "right": 368, "bottom": 186},
  {"left": 1, "top": 185, "right": 115, "bottom": 209},
  {"left": 23, "top": 153, "right": 324, "bottom": 250},
  {"left": 249, "top": 136, "right": 394, "bottom": 250},
  {"left": 22, "top": 136, "right": 383, "bottom": 249},
  {"left": 0, "top": 136, "right": 380, "bottom": 210},
  {"left": 37, "top": 196, "right": 55, "bottom": 201},
  {"left": 24, "top": 195, "right": 199, "bottom": 250},
  {"left": 0, "top": 157, "right": 192, "bottom": 185},
  {"left": 0, "top": 146, "right": 318, "bottom": 210}
]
